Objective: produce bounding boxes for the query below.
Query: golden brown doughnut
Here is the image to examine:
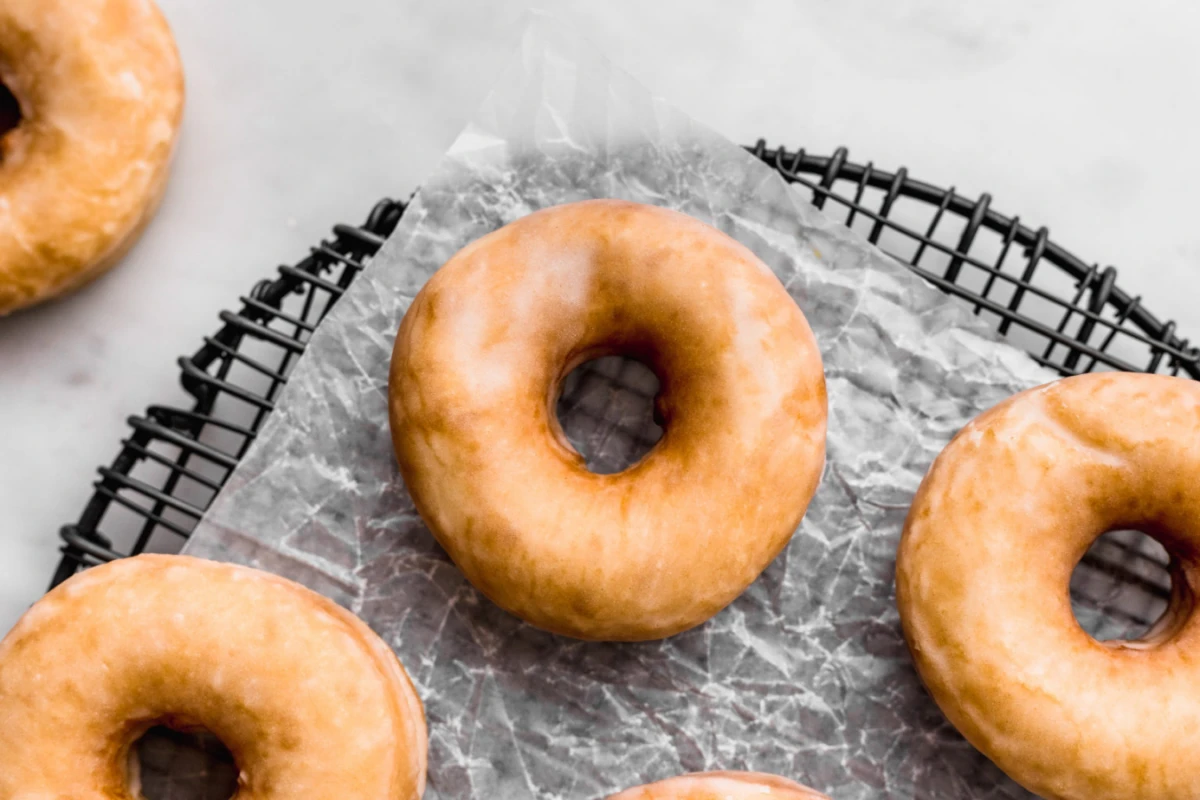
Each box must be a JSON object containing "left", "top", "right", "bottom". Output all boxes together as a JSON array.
[
  {"left": 221, "top": 561, "right": 429, "bottom": 793},
  {"left": 0, "top": 0, "right": 184, "bottom": 315},
  {"left": 897, "top": 372, "right": 1200, "bottom": 800},
  {"left": 389, "top": 199, "right": 827, "bottom": 641},
  {"left": 0, "top": 555, "right": 427, "bottom": 799},
  {"left": 607, "top": 771, "right": 830, "bottom": 800}
]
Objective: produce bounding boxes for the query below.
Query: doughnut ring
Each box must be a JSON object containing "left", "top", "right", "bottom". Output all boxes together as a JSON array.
[
  {"left": 897, "top": 372, "right": 1200, "bottom": 800},
  {"left": 389, "top": 199, "right": 827, "bottom": 641},
  {"left": 0, "top": 0, "right": 184, "bottom": 314},
  {"left": 0, "top": 555, "right": 427, "bottom": 799},
  {"left": 608, "top": 771, "right": 829, "bottom": 800}
]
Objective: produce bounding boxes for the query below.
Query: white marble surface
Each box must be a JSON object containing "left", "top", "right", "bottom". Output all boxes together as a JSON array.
[{"left": 1, "top": 0, "right": 1198, "bottom": 636}]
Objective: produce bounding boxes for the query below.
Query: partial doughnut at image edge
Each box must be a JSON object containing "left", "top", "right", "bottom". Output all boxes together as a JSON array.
[
  {"left": 0, "top": 0, "right": 185, "bottom": 315},
  {"left": 0, "top": 555, "right": 427, "bottom": 799},
  {"left": 897, "top": 372, "right": 1200, "bottom": 800}
]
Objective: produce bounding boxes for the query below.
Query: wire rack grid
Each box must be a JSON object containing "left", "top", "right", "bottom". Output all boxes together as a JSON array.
[{"left": 50, "top": 142, "right": 1200, "bottom": 642}]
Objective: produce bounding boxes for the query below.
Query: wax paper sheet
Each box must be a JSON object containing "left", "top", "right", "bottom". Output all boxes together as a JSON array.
[{"left": 183, "top": 16, "right": 1060, "bottom": 800}]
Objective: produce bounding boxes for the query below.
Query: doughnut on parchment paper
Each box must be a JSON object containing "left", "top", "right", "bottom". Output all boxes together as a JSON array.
[{"left": 185, "top": 15, "right": 1059, "bottom": 800}]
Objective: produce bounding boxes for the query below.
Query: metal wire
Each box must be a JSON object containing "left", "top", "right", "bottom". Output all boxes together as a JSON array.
[
  {"left": 50, "top": 198, "right": 405, "bottom": 587},
  {"left": 752, "top": 143, "right": 1199, "bottom": 379},
  {"left": 50, "top": 145, "right": 1192, "bottom": 640}
]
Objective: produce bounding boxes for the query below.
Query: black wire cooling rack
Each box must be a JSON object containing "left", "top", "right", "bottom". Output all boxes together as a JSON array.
[{"left": 51, "top": 141, "right": 1200, "bottom": 642}]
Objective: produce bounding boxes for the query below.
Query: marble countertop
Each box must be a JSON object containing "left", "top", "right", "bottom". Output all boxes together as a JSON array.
[{"left": 2, "top": 0, "right": 1198, "bottom": 636}]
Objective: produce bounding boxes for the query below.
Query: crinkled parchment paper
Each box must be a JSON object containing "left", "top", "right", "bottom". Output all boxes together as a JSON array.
[{"left": 185, "top": 16, "right": 1057, "bottom": 800}]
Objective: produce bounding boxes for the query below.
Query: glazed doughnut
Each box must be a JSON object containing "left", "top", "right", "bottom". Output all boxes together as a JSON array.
[
  {"left": 0, "top": 0, "right": 184, "bottom": 315},
  {"left": 0, "top": 555, "right": 427, "bottom": 799},
  {"left": 608, "top": 771, "right": 829, "bottom": 800},
  {"left": 897, "top": 373, "right": 1200, "bottom": 800},
  {"left": 389, "top": 199, "right": 826, "bottom": 641}
]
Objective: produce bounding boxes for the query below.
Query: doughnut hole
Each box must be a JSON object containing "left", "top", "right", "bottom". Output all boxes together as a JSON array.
[
  {"left": 1070, "top": 529, "right": 1174, "bottom": 642},
  {"left": 0, "top": 81, "right": 20, "bottom": 139},
  {"left": 555, "top": 356, "right": 663, "bottom": 474},
  {"left": 132, "top": 726, "right": 238, "bottom": 800}
]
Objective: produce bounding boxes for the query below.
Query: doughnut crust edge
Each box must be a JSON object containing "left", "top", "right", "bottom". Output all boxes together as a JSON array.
[
  {"left": 390, "top": 199, "right": 827, "bottom": 641},
  {"left": 897, "top": 372, "right": 1200, "bottom": 800},
  {"left": 0, "top": 0, "right": 185, "bottom": 314}
]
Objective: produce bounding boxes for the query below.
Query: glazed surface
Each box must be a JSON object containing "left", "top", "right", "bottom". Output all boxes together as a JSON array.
[
  {"left": 607, "top": 771, "right": 830, "bottom": 800},
  {"left": 0, "top": 0, "right": 184, "bottom": 314},
  {"left": 0, "top": 555, "right": 427, "bottom": 799},
  {"left": 390, "top": 199, "right": 827, "bottom": 640},
  {"left": 897, "top": 372, "right": 1200, "bottom": 800}
]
